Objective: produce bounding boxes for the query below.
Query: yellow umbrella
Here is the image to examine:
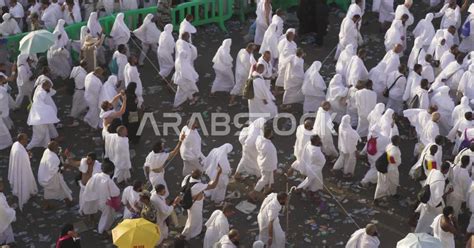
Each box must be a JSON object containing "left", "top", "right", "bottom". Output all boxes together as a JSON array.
[{"left": 112, "top": 218, "right": 160, "bottom": 248}]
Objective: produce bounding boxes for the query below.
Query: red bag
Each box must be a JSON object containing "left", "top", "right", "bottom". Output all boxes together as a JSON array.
[
  {"left": 106, "top": 196, "right": 122, "bottom": 212},
  {"left": 367, "top": 137, "right": 377, "bottom": 156}
]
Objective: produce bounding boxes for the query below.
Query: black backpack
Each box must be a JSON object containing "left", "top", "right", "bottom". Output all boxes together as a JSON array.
[
  {"left": 375, "top": 152, "right": 389, "bottom": 174},
  {"left": 417, "top": 184, "right": 431, "bottom": 203},
  {"left": 180, "top": 176, "right": 198, "bottom": 210}
]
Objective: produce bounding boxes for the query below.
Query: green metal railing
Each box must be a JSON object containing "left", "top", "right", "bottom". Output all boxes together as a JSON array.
[{"left": 4, "top": 0, "right": 234, "bottom": 59}]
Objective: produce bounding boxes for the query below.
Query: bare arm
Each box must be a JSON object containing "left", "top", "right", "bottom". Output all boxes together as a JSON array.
[
  {"left": 169, "top": 133, "right": 186, "bottom": 158},
  {"left": 205, "top": 166, "right": 222, "bottom": 190},
  {"left": 268, "top": 219, "right": 274, "bottom": 246}
]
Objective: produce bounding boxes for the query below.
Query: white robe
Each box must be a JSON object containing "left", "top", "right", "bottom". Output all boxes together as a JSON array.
[
  {"left": 336, "top": 44, "right": 356, "bottom": 81},
  {"left": 380, "top": 50, "right": 400, "bottom": 75},
  {"left": 257, "top": 193, "right": 285, "bottom": 248},
  {"left": 407, "top": 37, "right": 426, "bottom": 70},
  {"left": 47, "top": 42, "right": 71, "bottom": 79},
  {"left": 105, "top": 133, "right": 131, "bottom": 183},
  {"left": 84, "top": 73, "right": 102, "bottom": 129},
  {"left": 124, "top": 63, "right": 144, "bottom": 106},
  {"left": 144, "top": 151, "right": 170, "bottom": 195},
  {"left": 41, "top": 5, "right": 59, "bottom": 30},
  {"left": 203, "top": 210, "right": 229, "bottom": 248},
  {"left": 302, "top": 61, "right": 326, "bottom": 113},
  {"left": 231, "top": 49, "right": 256, "bottom": 96},
  {"left": 431, "top": 214, "right": 455, "bottom": 248},
  {"left": 8, "top": 141, "right": 37, "bottom": 211},
  {"left": 69, "top": 66, "right": 88, "bottom": 118},
  {"left": 112, "top": 51, "right": 128, "bottom": 82},
  {"left": 181, "top": 175, "right": 208, "bottom": 240},
  {"left": 216, "top": 235, "right": 237, "bottom": 248},
  {"left": 369, "top": 63, "right": 387, "bottom": 101},
  {"left": 259, "top": 23, "right": 279, "bottom": 59},
  {"left": 27, "top": 87, "right": 59, "bottom": 149},
  {"left": 150, "top": 192, "right": 173, "bottom": 245},
  {"left": 275, "top": 35, "right": 297, "bottom": 87},
  {"left": 81, "top": 172, "right": 120, "bottom": 234},
  {"left": 415, "top": 170, "right": 446, "bottom": 233},
  {"left": 362, "top": 127, "right": 390, "bottom": 185},
  {"left": 460, "top": 12, "right": 474, "bottom": 52},
  {"left": 336, "top": 12, "right": 362, "bottom": 59},
  {"left": 446, "top": 165, "right": 471, "bottom": 216},
  {"left": 180, "top": 126, "right": 204, "bottom": 175},
  {"left": 121, "top": 186, "right": 140, "bottom": 219},
  {"left": 203, "top": 144, "right": 233, "bottom": 203},
  {"left": 467, "top": 182, "right": 474, "bottom": 233},
  {"left": 211, "top": 39, "right": 235, "bottom": 93},
  {"left": 248, "top": 73, "right": 277, "bottom": 121},
  {"left": 282, "top": 55, "right": 304, "bottom": 105},
  {"left": 37, "top": 149, "right": 72, "bottom": 201},
  {"left": 373, "top": 0, "right": 393, "bottom": 23},
  {"left": 173, "top": 39, "right": 199, "bottom": 108},
  {"left": 430, "top": 86, "right": 454, "bottom": 135},
  {"left": 413, "top": 13, "right": 436, "bottom": 48},
  {"left": 345, "top": 228, "right": 380, "bottom": 248},
  {"left": 374, "top": 143, "right": 401, "bottom": 199},
  {"left": 0, "top": 193, "right": 15, "bottom": 244},
  {"left": 355, "top": 88, "right": 377, "bottom": 137},
  {"left": 158, "top": 24, "right": 175, "bottom": 78},
  {"left": 110, "top": 13, "right": 130, "bottom": 46},
  {"left": 384, "top": 20, "right": 404, "bottom": 52},
  {"left": 345, "top": 55, "right": 368, "bottom": 87},
  {"left": 334, "top": 115, "right": 360, "bottom": 175},
  {"left": 297, "top": 144, "right": 326, "bottom": 192},
  {"left": 314, "top": 107, "right": 338, "bottom": 157},
  {"left": 255, "top": 135, "right": 277, "bottom": 191},
  {"left": 254, "top": 0, "right": 272, "bottom": 45},
  {"left": 435, "top": 4, "right": 461, "bottom": 29},
  {"left": 235, "top": 118, "right": 266, "bottom": 177},
  {"left": 179, "top": 19, "right": 197, "bottom": 43},
  {"left": 458, "top": 65, "right": 474, "bottom": 99}
]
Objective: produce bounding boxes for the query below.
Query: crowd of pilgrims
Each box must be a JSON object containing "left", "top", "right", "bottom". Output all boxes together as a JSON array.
[{"left": 1, "top": 0, "right": 474, "bottom": 247}]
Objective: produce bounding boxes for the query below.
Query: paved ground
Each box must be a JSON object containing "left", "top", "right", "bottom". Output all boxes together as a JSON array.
[{"left": 0, "top": 1, "right": 471, "bottom": 247}]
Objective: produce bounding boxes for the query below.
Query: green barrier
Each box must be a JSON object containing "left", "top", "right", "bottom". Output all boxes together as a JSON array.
[{"left": 5, "top": 0, "right": 234, "bottom": 60}]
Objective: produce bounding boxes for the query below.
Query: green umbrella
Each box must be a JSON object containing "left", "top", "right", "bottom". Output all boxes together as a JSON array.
[{"left": 19, "top": 30, "right": 55, "bottom": 55}]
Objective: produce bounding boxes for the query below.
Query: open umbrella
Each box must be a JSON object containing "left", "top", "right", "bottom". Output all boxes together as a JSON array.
[
  {"left": 112, "top": 218, "right": 160, "bottom": 248},
  {"left": 396, "top": 233, "right": 442, "bottom": 248},
  {"left": 19, "top": 30, "right": 55, "bottom": 55}
]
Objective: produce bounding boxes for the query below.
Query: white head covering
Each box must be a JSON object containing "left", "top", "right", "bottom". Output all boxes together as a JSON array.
[
  {"left": 203, "top": 143, "right": 233, "bottom": 179},
  {"left": 259, "top": 23, "right": 279, "bottom": 58},
  {"left": 53, "top": 19, "right": 69, "bottom": 48},
  {"left": 378, "top": 108, "right": 395, "bottom": 137},
  {"left": 384, "top": 20, "right": 404, "bottom": 49},
  {"left": 158, "top": 24, "right": 175, "bottom": 52},
  {"left": 133, "top": 13, "right": 161, "bottom": 44},
  {"left": 302, "top": 61, "right": 326, "bottom": 96},
  {"left": 338, "top": 115, "right": 360, "bottom": 153},
  {"left": 369, "top": 62, "right": 387, "bottom": 93},
  {"left": 469, "top": 3, "right": 474, "bottom": 13},
  {"left": 431, "top": 85, "right": 454, "bottom": 111},
  {"left": 336, "top": 44, "right": 356, "bottom": 74},
  {"left": 80, "top": 26, "right": 90, "bottom": 47},
  {"left": 253, "top": 240, "right": 265, "bottom": 248},
  {"left": 368, "top": 103, "right": 385, "bottom": 124},
  {"left": 212, "top": 39, "right": 233, "bottom": 69},
  {"left": 17, "top": 54, "right": 30, "bottom": 68},
  {"left": 246, "top": 117, "right": 267, "bottom": 145},
  {"left": 51, "top": 30, "right": 63, "bottom": 49},
  {"left": 99, "top": 75, "right": 118, "bottom": 108},
  {"left": 110, "top": 13, "right": 130, "bottom": 43},
  {"left": 326, "top": 74, "right": 348, "bottom": 102},
  {"left": 86, "top": 12, "right": 102, "bottom": 37},
  {"left": 407, "top": 37, "right": 425, "bottom": 69},
  {"left": 0, "top": 13, "right": 20, "bottom": 35}
]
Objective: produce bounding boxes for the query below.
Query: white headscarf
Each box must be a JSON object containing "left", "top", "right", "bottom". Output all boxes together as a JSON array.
[
  {"left": 110, "top": 13, "right": 130, "bottom": 44},
  {"left": 133, "top": 14, "right": 161, "bottom": 44},
  {"left": 431, "top": 85, "right": 454, "bottom": 113},
  {"left": 158, "top": 24, "right": 175, "bottom": 52},
  {"left": 259, "top": 23, "right": 279, "bottom": 58},
  {"left": 413, "top": 13, "right": 435, "bottom": 46},
  {"left": 378, "top": 108, "right": 395, "bottom": 138},
  {"left": 53, "top": 19, "right": 69, "bottom": 48},
  {"left": 99, "top": 75, "right": 118, "bottom": 107},
  {"left": 338, "top": 115, "right": 360, "bottom": 153},
  {"left": 245, "top": 117, "right": 267, "bottom": 146},
  {"left": 367, "top": 103, "right": 385, "bottom": 129},
  {"left": 369, "top": 62, "right": 387, "bottom": 94},
  {"left": 336, "top": 44, "right": 356, "bottom": 75},
  {"left": 212, "top": 39, "right": 233, "bottom": 70},
  {"left": 0, "top": 13, "right": 20, "bottom": 36},
  {"left": 452, "top": 96, "right": 472, "bottom": 126},
  {"left": 51, "top": 30, "right": 63, "bottom": 50},
  {"left": 17, "top": 54, "right": 30, "bottom": 68},
  {"left": 86, "top": 12, "right": 102, "bottom": 37},
  {"left": 80, "top": 26, "right": 90, "bottom": 47},
  {"left": 326, "top": 74, "right": 348, "bottom": 102},
  {"left": 407, "top": 37, "right": 425, "bottom": 69},
  {"left": 384, "top": 20, "right": 404, "bottom": 50},
  {"left": 203, "top": 143, "right": 233, "bottom": 179},
  {"left": 302, "top": 61, "right": 326, "bottom": 97},
  {"left": 428, "top": 30, "right": 447, "bottom": 59}
]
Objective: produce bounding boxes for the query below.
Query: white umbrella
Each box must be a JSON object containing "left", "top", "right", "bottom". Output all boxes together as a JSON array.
[
  {"left": 396, "top": 233, "right": 442, "bottom": 248},
  {"left": 19, "top": 30, "right": 55, "bottom": 55}
]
